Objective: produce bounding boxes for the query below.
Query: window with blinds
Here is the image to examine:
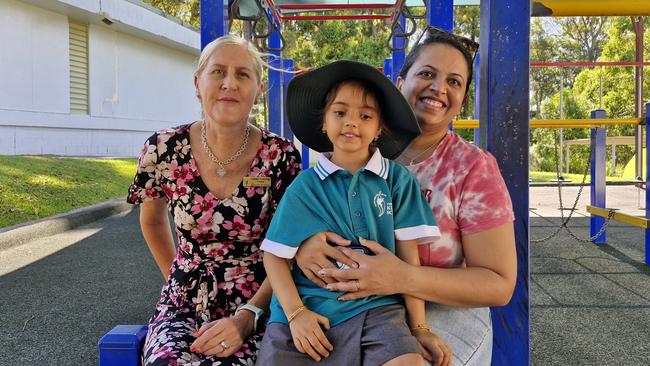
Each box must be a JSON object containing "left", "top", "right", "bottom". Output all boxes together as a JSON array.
[{"left": 69, "top": 22, "right": 89, "bottom": 114}]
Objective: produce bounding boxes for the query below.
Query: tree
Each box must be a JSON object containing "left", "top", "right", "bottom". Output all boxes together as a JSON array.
[
  {"left": 531, "top": 90, "right": 591, "bottom": 174},
  {"left": 553, "top": 17, "right": 611, "bottom": 84},
  {"left": 143, "top": 0, "right": 200, "bottom": 28},
  {"left": 451, "top": 6, "right": 480, "bottom": 141},
  {"left": 530, "top": 19, "right": 562, "bottom": 118},
  {"left": 281, "top": 17, "right": 392, "bottom": 69},
  {"left": 571, "top": 17, "right": 650, "bottom": 175},
  {"left": 558, "top": 17, "right": 609, "bottom": 63},
  {"left": 454, "top": 5, "right": 479, "bottom": 42},
  {"left": 525, "top": 16, "right": 650, "bottom": 175}
]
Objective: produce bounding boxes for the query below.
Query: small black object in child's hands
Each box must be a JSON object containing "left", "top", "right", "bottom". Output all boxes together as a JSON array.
[{"left": 330, "top": 245, "right": 373, "bottom": 269}]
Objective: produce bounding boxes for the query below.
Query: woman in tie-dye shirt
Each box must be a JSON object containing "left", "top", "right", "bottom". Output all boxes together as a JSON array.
[{"left": 295, "top": 27, "right": 516, "bottom": 366}]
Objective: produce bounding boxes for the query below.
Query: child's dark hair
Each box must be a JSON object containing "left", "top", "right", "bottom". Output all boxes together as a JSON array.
[{"left": 398, "top": 32, "right": 475, "bottom": 96}]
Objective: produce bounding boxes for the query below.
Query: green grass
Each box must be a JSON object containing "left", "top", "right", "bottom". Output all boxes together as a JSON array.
[
  {"left": 0, "top": 155, "right": 633, "bottom": 229},
  {"left": 530, "top": 171, "right": 629, "bottom": 183},
  {"left": 0, "top": 156, "right": 138, "bottom": 228}
]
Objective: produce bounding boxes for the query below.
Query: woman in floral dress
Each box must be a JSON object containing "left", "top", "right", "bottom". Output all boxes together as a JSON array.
[{"left": 127, "top": 35, "right": 301, "bottom": 366}]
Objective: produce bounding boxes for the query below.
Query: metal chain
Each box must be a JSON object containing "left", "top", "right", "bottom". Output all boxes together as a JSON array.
[
  {"left": 531, "top": 128, "right": 613, "bottom": 243},
  {"left": 564, "top": 209, "right": 615, "bottom": 242},
  {"left": 529, "top": 224, "right": 564, "bottom": 243},
  {"left": 531, "top": 206, "right": 615, "bottom": 243},
  {"left": 201, "top": 120, "right": 250, "bottom": 177}
]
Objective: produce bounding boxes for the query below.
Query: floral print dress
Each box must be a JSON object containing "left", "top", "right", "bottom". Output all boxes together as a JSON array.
[{"left": 127, "top": 123, "right": 301, "bottom": 366}]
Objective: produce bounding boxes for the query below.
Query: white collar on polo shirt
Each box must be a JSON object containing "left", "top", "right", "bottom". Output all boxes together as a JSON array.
[{"left": 314, "top": 149, "right": 389, "bottom": 181}]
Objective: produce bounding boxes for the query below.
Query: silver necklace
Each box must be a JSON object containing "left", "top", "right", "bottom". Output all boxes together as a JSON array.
[
  {"left": 406, "top": 135, "right": 446, "bottom": 165},
  {"left": 200, "top": 120, "right": 250, "bottom": 177}
]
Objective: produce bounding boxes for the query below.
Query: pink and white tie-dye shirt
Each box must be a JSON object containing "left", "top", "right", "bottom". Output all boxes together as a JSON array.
[{"left": 407, "top": 132, "right": 514, "bottom": 268}]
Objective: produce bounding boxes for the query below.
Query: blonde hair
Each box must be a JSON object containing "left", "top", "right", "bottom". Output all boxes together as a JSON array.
[{"left": 195, "top": 34, "right": 268, "bottom": 83}]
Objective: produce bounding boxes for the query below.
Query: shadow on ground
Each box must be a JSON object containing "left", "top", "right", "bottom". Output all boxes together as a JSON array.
[{"left": 530, "top": 217, "right": 650, "bottom": 366}]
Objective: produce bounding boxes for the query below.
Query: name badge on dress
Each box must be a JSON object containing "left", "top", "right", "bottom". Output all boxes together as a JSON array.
[{"left": 243, "top": 177, "right": 272, "bottom": 188}]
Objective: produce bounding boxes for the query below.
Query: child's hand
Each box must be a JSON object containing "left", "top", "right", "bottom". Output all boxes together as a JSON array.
[
  {"left": 412, "top": 329, "right": 452, "bottom": 366},
  {"left": 289, "top": 309, "right": 333, "bottom": 361}
]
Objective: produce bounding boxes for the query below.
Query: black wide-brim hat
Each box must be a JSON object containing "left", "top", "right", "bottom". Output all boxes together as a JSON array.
[{"left": 287, "top": 60, "right": 421, "bottom": 160}]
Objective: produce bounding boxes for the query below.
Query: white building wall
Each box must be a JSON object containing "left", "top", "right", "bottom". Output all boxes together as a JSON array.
[
  {"left": 0, "top": 0, "right": 201, "bottom": 156},
  {"left": 0, "top": 0, "right": 69, "bottom": 114},
  {"left": 89, "top": 25, "right": 198, "bottom": 122}
]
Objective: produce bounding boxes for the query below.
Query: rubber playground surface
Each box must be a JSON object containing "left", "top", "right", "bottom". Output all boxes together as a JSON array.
[{"left": 0, "top": 185, "right": 648, "bottom": 365}]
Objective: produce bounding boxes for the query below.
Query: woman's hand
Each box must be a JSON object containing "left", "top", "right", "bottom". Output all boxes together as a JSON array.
[
  {"left": 413, "top": 329, "right": 452, "bottom": 366},
  {"left": 189, "top": 310, "right": 254, "bottom": 357},
  {"left": 289, "top": 309, "right": 333, "bottom": 361},
  {"left": 295, "top": 231, "right": 354, "bottom": 288},
  {"left": 318, "top": 237, "right": 408, "bottom": 300}
]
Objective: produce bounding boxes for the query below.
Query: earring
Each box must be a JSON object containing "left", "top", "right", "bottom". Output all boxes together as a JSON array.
[{"left": 322, "top": 129, "right": 327, "bottom": 134}]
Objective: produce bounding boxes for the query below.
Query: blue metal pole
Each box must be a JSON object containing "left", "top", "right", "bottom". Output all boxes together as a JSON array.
[
  {"left": 427, "top": 0, "right": 453, "bottom": 31},
  {"left": 301, "top": 144, "right": 310, "bottom": 170},
  {"left": 590, "top": 109, "right": 607, "bottom": 244},
  {"left": 479, "top": 1, "right": 531, "bottom": 365},
  {"left": 645, "top": 103, "right": 650, "bottom": 266},
  {"left": 391, "top": 17, "right": 405, "bottom": 83},
  {"left": 268, "top": 27, "right": 282, "bottom": 135},
  {"left": 384, "top": 58, "right": 392, "bottom": 80},
  {"left": 473, "top": 53, "right": 480, "bottom": 145},
  {"left": 426, "top": 0, "right": 454, "bottom": 129},
  {"left": 282, "top": 59, "right": 294, "bottom": 140},
  {"left": 200, "top": 0, "right": 227, "bottom": 49}
]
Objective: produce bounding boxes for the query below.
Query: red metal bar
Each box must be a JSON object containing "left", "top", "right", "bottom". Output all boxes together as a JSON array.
[
  {"left": 388, "top": 0, "right": 406, "bottom": 23},
  {"left": 281, "top": 14, "right": 391, "bottom": 20},
  {"left": 531, "top": 61, "right": 650, "bottom": 67},
  {"left": 265, "top": 0, "right": 284, "bottom": 26},
  {"left": 278, "top": 3, "right": 396, "bottom": 10}
]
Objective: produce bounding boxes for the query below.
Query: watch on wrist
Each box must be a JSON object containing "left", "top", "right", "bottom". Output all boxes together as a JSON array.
[{"left": 236, "top": 303, "right": 265, "bottom": 333}]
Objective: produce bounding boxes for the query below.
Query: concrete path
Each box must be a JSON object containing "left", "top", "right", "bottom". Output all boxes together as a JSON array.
[{"left": 0, "top": 185, "right": 648, "bottom": 365}]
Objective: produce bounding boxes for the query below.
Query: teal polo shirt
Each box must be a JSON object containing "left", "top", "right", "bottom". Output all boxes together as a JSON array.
[{"left": 261, "top": 149, "right": 440, "bottom": 327}]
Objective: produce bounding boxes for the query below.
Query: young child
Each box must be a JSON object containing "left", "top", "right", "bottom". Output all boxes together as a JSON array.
[{"left": 257, "top": 60, "right": 440, "bottom": 366}]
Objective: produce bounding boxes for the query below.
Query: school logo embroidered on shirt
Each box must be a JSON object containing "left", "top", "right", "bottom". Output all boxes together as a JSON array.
[{"left": 374, "top": 191, "right": 392, "bottom": 217}]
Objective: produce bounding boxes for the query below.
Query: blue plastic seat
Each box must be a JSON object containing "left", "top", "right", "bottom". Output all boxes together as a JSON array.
[{"left": 98, "top": 324, "right": 147, "bottom": 366}]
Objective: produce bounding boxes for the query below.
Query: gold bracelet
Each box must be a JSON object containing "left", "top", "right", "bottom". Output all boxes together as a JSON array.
[
  {"left": 287, "top": 305, "right": 307, "bottom": 323},
  {"left": 410, "top": 324, "right": 432, "bottom": 333}
]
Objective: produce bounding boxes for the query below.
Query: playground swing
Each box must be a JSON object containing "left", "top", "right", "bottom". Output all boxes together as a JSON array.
[
  {"left": 530, "top": 124, "right": 617, "bottom": 244},
  {"left": 530, "top": 67, "right": 617, "bottom": 244},
  {"left": 536, "top": 109, "right": 650, "bottom": 261},
  {"left": 386, "top": 3, "right": 421, "bottom": 52}
]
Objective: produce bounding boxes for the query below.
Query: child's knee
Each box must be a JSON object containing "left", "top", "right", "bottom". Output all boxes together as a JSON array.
[{"left": 381, "top": 353, "right": 425, "bottom": 366}]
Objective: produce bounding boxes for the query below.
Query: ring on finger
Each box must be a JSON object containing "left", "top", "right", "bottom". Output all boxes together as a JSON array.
[
  {"left": 354, "top": 280, "right": 361, "bottom": 292},
  {"left": 220, "top": 340, "right": 229, "bottom": 350}
]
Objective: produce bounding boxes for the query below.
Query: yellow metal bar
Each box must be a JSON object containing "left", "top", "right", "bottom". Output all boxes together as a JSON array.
[
  {"left": 453, "top": 118, "right": 643, "bottom": 129},
  {"left": 586, "top": 205, "right": 650, "bottom": 229},
  {"left": 453, "top": 120, "right": 479, "bottom": 129},
  {"left": 532, "top": 118, "right": 643, "bottom": 128},
  {"left": 532, "top": 0, "right": 650, "bottom": 16}
]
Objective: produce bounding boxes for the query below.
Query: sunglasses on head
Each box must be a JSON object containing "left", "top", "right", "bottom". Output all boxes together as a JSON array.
[{"left": 414, "top": 25, "right": 480, "bottom": 62}]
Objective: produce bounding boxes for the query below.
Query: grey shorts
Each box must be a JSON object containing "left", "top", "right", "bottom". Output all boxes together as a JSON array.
[{"left": 256, "top": 304, "right": 421, "bottom": 366}]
